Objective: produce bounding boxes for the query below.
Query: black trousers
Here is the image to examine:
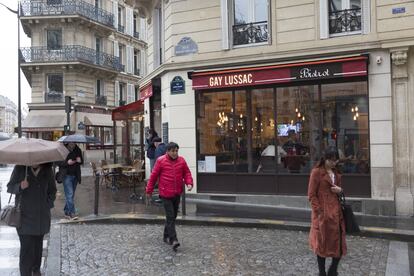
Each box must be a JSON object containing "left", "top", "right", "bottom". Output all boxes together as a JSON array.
[
  {"left": 18, "top": 234, "right": 44, "bottom": 276},
  {"left": 162, "top": 195, "right": 181, "bottom": 242}
]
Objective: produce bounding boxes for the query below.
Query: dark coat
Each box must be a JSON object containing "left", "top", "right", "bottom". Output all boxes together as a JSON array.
[
  {"left": 146, "top": 136, "right": 158, "bottom": 159},
  {"left": 308, "top": 167, "right": 347, "bottom": 258},
  {"left": 56, "top": 145, "right": 83, "bottom": 184},
  {"left": 154, "top": 143, "right": 167, "bottom": 160},
  {"left": 7, "top": 164, "right": 57, "bottom": 236}
]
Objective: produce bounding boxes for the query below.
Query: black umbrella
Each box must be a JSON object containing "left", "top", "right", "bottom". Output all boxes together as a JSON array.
[{"left": 58, "top": 134, "right": 100, "bottom": 144}]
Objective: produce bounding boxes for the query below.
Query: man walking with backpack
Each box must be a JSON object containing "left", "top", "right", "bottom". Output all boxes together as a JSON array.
[{"left": 146, "top": 142, "right": 193, "bottom": 251}]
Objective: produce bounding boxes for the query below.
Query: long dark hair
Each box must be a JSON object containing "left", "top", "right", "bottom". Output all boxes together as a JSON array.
[{"left": 316, "top": 149, "right": 338, "bottom": 169}]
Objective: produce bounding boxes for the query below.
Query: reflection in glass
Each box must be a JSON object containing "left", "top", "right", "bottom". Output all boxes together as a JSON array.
[
  {"left": 277, "top": 86, "right": 319, "bottom": 174},
  {"left": 321, "top": 82, "right": 369, "bottom": 174},
  {"left": 235, "top": 91, "right": 248, "bottom": 172}
]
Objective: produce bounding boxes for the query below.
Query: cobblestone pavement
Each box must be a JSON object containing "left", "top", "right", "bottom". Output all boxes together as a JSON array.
[{"left": 60, "top": 224, "right": 388, "bottom": 276}]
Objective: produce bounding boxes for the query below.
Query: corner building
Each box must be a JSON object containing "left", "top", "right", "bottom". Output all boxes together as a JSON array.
[{"left": 130, "top": 0, "right": 414, "bottom": 216}]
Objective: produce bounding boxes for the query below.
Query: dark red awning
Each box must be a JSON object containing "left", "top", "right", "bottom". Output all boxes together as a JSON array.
[
  {"left": 192, "top": 56, "right": 368, "bottom": 90},
  {"left": 112, "top": 100, "right": 144, "bottom": 121},
  {"left": 139, "top": 83, "right": 153, "bottom": 100}
]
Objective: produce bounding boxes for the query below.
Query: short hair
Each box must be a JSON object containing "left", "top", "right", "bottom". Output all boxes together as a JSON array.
[
  {"left": 152, "top": 137, "right": 162, "bottom": 143},
  {"left": 166, "top": 142, "right": 179, "bottom": 151}
]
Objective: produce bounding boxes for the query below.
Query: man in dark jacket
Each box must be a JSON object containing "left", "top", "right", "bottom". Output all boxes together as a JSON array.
[
  {"left": 154, "top": 137, "right": 167, "bottom": 161},
  {"left": 58, "top": 143, "right": 83, "bottom": 220},
  {"left": 7, "top": 163, "right": 57, "bottom": 276}
]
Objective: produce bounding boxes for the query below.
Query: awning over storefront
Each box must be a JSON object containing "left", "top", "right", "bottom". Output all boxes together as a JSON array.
[
  {"left": 191, "top": 55, "right": 368, "bottom": 90},
  {"left": 139, "top": 82, "right": 153, "bottom": 100},
  {"left": 22, "top": 109, "right": 66, "bottom": 132},
  {"left": 112, "top": 100, "right": 144, "bottom": 121},
  {"left": 81, "top": 112, "right": 113, "bottom": 126}
]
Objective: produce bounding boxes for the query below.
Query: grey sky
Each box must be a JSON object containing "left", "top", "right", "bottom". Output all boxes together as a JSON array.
[{"left": 0, "top": 0, "right": 31, "bottom": 111}]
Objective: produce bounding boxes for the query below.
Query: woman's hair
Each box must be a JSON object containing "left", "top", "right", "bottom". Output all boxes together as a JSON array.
[
  {"left": 316, "top": 149, "right": 338, "bottom": 168},
  {"left": 149, "top": 129, "right": 158, "bottom": 137}
]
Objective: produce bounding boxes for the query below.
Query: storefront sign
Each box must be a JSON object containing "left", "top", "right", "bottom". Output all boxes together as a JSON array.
[
  {"left": 170, "top": 76, "right": 185, "bottom": 94},
  {"left": 139, "top": 83, "right": 153, "bottom": 100},
  {"left": 175, "top": 37, "right": 198, "bottom": 56},
  {"left": 192, "top": 56, "right": 368, "bottom": 90}
]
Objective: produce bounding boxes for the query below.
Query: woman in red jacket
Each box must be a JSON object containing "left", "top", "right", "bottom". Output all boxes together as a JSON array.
[
  {"left": 308, "top": 150, "right": 346, "bottom": 276},
  {"left": 146, "top": 142, "right": 193, "bottom": 251}
]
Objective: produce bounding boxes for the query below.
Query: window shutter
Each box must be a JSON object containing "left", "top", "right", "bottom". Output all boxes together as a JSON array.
[
  {"left": 113, "top": 0, "right": 118, "bottom": 28},
  {"left": 113, "top": 41, "right": 119, "bottom": 57},
  {"left": 140, "top": 49, "right": 146, "bottom": 76},
  {"left": 125, "top": 7, "right": 133, "bottom": 36},
  {"left": 319, "top": 0, "right": 329, "bottom": 39},
  {"left": 361, "top": 0, "right": 371, "bottom": 34},
  {"left": 130, "top": 47, "right": 134, "bottom": 74},
  {"left": 127, "top": 84, "right": 134, "bottom": 104},
  {"left": 220, "top": 0, "right": 230, "bottom": 50},
  {"left": 140, "top": 18, "right": 146, "bottom": 41},
  {"left": 114, "top": 81, "right": 120, "bottom": 107},
  {"left": 126, "top": 45, "right": 131, "bottom": 73}
]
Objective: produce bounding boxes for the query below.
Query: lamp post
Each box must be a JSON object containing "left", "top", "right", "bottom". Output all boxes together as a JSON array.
[{"left": 0, "top": 1, "right": 21, "bottom": 138}]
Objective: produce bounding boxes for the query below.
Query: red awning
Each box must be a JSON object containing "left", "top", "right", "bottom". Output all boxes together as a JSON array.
[
  {"left": 139, "top": 83, "right": 153, "bottom": 100},
  {"left": 191, "top": 56, "right": 368, "bottom": 90},
  {"left": 112, "top": 100, "right": 144, "bottom": 121}
]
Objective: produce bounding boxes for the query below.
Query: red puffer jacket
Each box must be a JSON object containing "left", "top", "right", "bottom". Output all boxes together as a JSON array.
[{"left": 146, "top": 154, "right": 193, "bottom": 198}]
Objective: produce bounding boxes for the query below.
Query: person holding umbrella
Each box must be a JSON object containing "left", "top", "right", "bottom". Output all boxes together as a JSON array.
[
  {"left": 57, "top": 142, "right": 83, "bottom": 220},
  {"left": 0, "top": 137, "right": 68, "bottom": 276}
]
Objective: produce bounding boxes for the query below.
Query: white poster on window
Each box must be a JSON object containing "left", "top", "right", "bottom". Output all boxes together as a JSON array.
[
  {"left": 205, "top": 156, "right": 216, "bottom": 173},
  {"left": 198, "top": 160, "right": 206, "bottom": 172}
]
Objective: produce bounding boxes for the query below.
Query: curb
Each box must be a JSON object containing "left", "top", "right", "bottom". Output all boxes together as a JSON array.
[{"left": 54, "top": 213, "right": 414, "bottom": 242}]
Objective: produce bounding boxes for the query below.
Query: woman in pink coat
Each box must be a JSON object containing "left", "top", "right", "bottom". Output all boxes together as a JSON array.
[
  {"left": 308, "top": 150, "right": 347, "bottom": 276},
  {"left": 146, "top": 142, "right": 193, "bottom": 251}
]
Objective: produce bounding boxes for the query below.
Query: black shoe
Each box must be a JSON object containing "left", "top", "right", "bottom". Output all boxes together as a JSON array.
[
  {"left": 172, "top": 240, "right": 180, "bottom": 251},
  {"left": 327, "top": 268, "right": 338, "bottom": 276}
]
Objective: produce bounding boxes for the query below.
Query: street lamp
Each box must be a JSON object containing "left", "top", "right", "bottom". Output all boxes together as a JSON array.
[{"left": 0, "top": 1, "right": 22, "bottom": 138}]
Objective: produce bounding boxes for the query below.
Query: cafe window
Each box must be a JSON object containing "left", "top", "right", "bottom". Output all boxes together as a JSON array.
[
  {"left": 86, "top": 126, "right": 113, "bottom": 149},
  {"left": 196, "top": 80, "right": 369, "bottom": 175}
]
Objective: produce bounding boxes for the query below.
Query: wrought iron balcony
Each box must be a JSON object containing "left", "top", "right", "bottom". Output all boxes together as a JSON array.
[
  {"left": 119, "top": 100, "right": 126, "bottom": 106},
  {"left": 20, "top": 0, "right": 114, "bottom": 28},
  {"left": 329, "top": 8, "right": 361, "bottom": 34},
  {"left": 133, "top": 31, "right": 139, "bottom": 39},
  {"left": 20, "top": 45, "right": 123, "bottom": 72},
  {"left": 95, "top": 95, "right": 107, "bottom": 105},
  {"left": 233, "top": 21, "right": 268, "bottom": 46},
  {"left": 45, "top": 91, "right": 64, "bottom": 103},
  {"left": 134, "top": 68, "right": 140, "bottom": 76},
  {"left": 118, "top": 24, "right": 125, "bottom": 33}
]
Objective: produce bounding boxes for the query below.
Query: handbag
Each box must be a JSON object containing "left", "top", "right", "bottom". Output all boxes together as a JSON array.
[
  {"left": 0, "top": 194, "right": 21, "bottom": 228},
  {"left": 338, "top": 192, "right": 360, "bottom": 233},
  {"left": 55, "top": 170, "right": 63, "bottom": 184}
]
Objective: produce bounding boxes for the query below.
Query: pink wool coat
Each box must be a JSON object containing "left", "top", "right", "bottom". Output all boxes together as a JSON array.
[{"left": 308, "top": 167, "right": 347, "bottom": 258}]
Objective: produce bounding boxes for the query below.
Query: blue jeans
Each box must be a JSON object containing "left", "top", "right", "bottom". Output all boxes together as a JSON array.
[{"left": 63, "top": 175, "right": 77, "bottom": 215}]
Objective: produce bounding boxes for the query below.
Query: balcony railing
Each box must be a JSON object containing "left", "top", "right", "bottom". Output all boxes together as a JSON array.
[
  {"left": 134, "top": 68, "right": 140, "bottom": 76},
  {"left": 20, "top": 45, "right": 123, "bottom": 72},
  {"left": 329, "top": 8, "right": 362, "bottom": 34},
  {"left": 133, "top": 31, "right": 139, "bottom": 39},
  {"left": 118, "top": 24, "right": 125, "bottom": 33},
  {"left": 119, "top": 100, "right": 126, "bottom": 106},
  {"left": 20, "top": 0, "right": 114, "bottom": 28},
  {"left": 45, "top": 91, "right": 63, "bottom": 103},
  {"left": 233, "top": 21, "right": 268, "bottom": 46},
  {"left": 95, "top": 95, "right": 107, "bottom": 105}
]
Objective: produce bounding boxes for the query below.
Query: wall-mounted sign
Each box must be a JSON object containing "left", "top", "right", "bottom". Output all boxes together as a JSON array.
[
  {"left": 139, "top": 83, "right": 153, "bottom": 100},
  {"left": 170, "top": 76, "right": 185, "bottom": 94},
  {"left": 77, "top": 121, "right": 85, "bottom": 130},
  {"left": 192, "top": 56, "right": 368, "bottom": 90},
  {"left": 174, "top": 37, "right": 198, "bottom": 56},
  {"left": 392, "top": 7, "right": 406, "bottom": 14}
]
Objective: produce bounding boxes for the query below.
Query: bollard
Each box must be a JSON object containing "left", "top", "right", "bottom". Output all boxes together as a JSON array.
[
  {"left": 94, "top": 173, "right": 99, "bottom": 216},
  {"left": 181, "top": 184, "right": 186, "bottom": 216}
]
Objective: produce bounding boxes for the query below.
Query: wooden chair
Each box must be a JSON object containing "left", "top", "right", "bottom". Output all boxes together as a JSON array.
[{"left": 100, "top": 160, "right": 113, "bottom": 188}]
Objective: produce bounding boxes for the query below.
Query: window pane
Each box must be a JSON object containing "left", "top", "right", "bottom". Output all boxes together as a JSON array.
[
  {"left": 46, "top": 74, "right": 63, "bottom": 103},
  {"left": 329, "top": 0, "right": 344, "bottom": 11},
  {"left": 277, "top": 86, "right": 319, "bottom": 174},
  {"left": 235, "top": 90, "right": 248, "bottom": 172},
  {"left": 234, "top": 0, "right": 249, "bottom": 24},
  {"left": 321, "top": 82, "right": 369, "bottom": 174},
  {"left": 254, "top": 0, "right": 267, "bottom": 22},
  {"left": 198, "top": 91, "right": 234, "bottom": 172},
  {"left": 47, "top": 30, "right": 62, "bottom": 50},
  {"left": 350, "top": 0, "right": 361, "bottom": 9},
  {"left": 252, "top": 88, "right": 275, "bottom": 173}
]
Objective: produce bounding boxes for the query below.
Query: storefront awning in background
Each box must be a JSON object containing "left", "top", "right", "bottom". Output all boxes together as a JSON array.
[
  {"left": 139, "top": 82, "right": 153, "bottom": 100},
  {"left": 112, "top": 100, "right": 144, "bottom": 121},
  {"left": 22, "top": 109, "right": 66, "bottom": 132},
  {"left": 82, "top": 112, "right": 113, "bottom": 126},
  {"left": 191, "top": 55, "right": 368, "bottom": 90}
]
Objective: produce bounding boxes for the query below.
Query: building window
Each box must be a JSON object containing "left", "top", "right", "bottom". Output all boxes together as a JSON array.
[
  {"left": 134, "top": 50, "right": 139, "bottom": 75},
  {"left": 134, "top": 86, "right": 139, "bottom": 101},
  {"left": 232, "top": 0, "right": 268, "bottom": 46},
  {"left": 119, "top": 83, "right": 125, "bottom": 106},
  {"left": 329, "top": 0, "right": 361, "bottom": 35},
  {"left": 196, "top": 81, "right": 369, "bottom": 175},
  {"left": 118, "top": 6, "right": 124, "bottom": 32},
  {"left": 46, "top": 74, "right": 63, "bottom": 103},
  {"left": 96, "top": 80, "right": 107, "bottom": 105},
  {"left": 118, "top": 44, "right": 124, "bottom": 72},
  {"left": 47, "top": 29, "right": 62, "bottom": 50},
  {"left": 86, "top": 126, "right": 113, "bottom": 150}
]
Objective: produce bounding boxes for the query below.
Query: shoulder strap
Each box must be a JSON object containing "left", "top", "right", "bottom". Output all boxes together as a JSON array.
[{"left": 8, "top": 193, "right": 12, "bottom": 204}]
